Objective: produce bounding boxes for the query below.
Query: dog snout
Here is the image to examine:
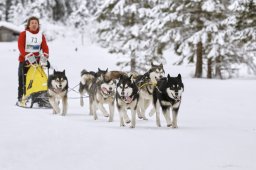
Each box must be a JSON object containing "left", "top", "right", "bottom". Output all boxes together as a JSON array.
[
  {"left": 59, "top": 84, "right": 62, "bottom": 88},
  {"left": 109, "top": 87, "right": 112, "bottom": 91},
  {"left": 121, "top": 91, "right": 124, "bottom": 95},
  {"left": 175, "top": 92, "right": 178, "bottom": 96}
]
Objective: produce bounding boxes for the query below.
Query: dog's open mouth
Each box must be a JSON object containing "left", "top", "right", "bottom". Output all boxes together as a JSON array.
[
  {"left": 101, "top": 87, "right": 113, "bottom": 96},
  {"left": 54, "top": 87, "right": 63, "bottom": 93},
  {"left": 121, "top": 96, "right": 133, "bottom": 104}
]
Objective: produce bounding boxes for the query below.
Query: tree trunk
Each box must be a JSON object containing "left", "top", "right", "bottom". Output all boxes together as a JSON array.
[
  {"left": 195, "top": 41, "right": 203, "bottom": 78},
  {"left": 5, "top": 0, "right": 12, "bottom": 21},
  {"left": 215, "top": 56, "right": 222, "bottom": 79},
  {"left": 130, "top": 54, "right": 136, "bottom": 72},
  {"left": 52, "top": 1, "right": 66, "bottom": 21},
  {"left": 207, "top": 57, "right": 212, "bottom": 79}
]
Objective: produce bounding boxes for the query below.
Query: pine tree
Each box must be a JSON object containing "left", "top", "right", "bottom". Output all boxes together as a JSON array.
[
  {"left": 138, "top": 0, "right": 225, "bottom": 78},
  {"left": 68, "top": 0, "right": 91, "bottom": 45},
  {"left": 227, "top": 0, "right": 256, "bottom": 75},
  {"left": 8, "top": 0, "right": 25, "bottom": 25},
  {"left": 0, "top": 0, "right": 6, "bottom": 21},
  {"left": 95, "top": 0, "right": 164, "bottom": 72}
]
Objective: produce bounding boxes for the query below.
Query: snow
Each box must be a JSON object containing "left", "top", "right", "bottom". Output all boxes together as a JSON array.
[
  {"left": 0, "top": 29, "right": 256, "bottom": 170},
  {"left": 202, "top": 0, "right": 216, "bottom": 12},
  {"left": 0, "top": 21, "right": 23, "bottom": 33}
]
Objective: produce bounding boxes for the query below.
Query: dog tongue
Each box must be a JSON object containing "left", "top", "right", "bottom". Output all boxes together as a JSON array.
[
  {"left": 125, "top": 96, "right": 132, "bottom": 103},
  {"left": 102, "top": 87, "right": 108, "bottom": 94}
]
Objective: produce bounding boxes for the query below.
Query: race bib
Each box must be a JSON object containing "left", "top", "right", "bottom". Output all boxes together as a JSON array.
[{"left": 25, "top": 31, "right": 42, "bottom": 53}]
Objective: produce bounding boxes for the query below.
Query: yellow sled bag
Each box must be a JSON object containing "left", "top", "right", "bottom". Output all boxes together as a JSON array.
[{"left": 20, "top": 64, "right": 51, "bottom": 108}]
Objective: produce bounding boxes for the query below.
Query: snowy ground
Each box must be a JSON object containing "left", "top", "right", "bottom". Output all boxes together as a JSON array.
[{"left": 0, "top": 33, "right": 256, "bottom": 170}]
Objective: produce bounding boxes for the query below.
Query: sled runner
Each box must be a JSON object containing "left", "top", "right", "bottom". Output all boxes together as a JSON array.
[{"left": 18, "top": 55, "right": 51, "bottom": 108}]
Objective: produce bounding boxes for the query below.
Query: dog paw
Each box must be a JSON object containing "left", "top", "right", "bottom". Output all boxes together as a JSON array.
[
  {"left": 143, "top": 117, "right": 148, "bottom": 120},
  {"left": 167, "top": 124, "right": 172, "bottom": 127},
  {"left": 157, "top": 124, "right": 161, "bottom": 127},
  {"left": 130, "top": 125, "right": 135, "bottom": 128},
  {"left": 172, "top": 125, "right": 178, "bottom": 128},
  {"left": 120, "top": 124, "right": 125, "bottom": 127},
  {"left": 55, "top": 108, "right": 61, "bottom": 114},
  {"left": 104, "top": 114, "right": 109, "bottom": 117},
  {"left": 172, "top": 122, "right": 178, "bottom": 128},
  {"left": 138, "top": 116, "right": 143, "bottom": 119},
  {"left": 125, "top": 120, "right": 131, "bottom": 124}
]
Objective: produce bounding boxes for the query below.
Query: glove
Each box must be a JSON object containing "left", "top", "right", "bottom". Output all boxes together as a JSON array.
[
  {"left": 25, "top": 53, "right": 36, "bottom": 64},
  {"left": 40, "top": 53, "right": 49, "bottom": 66}
]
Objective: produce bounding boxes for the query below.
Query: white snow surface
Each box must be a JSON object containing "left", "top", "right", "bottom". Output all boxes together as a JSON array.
[{"left": 0, "top": 31, "right": 256, "bottom": 170}]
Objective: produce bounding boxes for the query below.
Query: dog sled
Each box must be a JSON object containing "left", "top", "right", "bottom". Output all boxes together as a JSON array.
[{"left": 17, "top": 54, "right": 51, "bottom": 108}]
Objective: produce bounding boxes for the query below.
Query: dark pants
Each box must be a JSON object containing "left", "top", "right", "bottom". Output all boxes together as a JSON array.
[{"left": 18, "top": 62, "right": 29, "bottom": 101}]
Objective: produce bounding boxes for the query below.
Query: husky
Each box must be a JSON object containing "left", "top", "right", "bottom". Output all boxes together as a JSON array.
[
  {"left": 79, "top": 70, "right": 96, "bottom": 108},
  {"left": 90, "top": 76, "right": 116, "bottom": 122},
  {"left": 153, "top": 74, "right": 184, "bottom": 128},
  {"left": 48, "top": 70, "right": 68, "bottom": 116},
  {"left": 136, "top": 62, "right": 165, "bottom": 120},
  {"left": 79, "top": 68, "right": 108, "bottom": 115},
  {"left": 116, "top": 75, "right": 139, "bottom": 128},
  {"left": 105, "top": 70, "right": 127, "bottom": 81}
]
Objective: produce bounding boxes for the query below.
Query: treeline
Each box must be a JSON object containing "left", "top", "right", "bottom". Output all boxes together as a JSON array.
[{"left": 0, "top": 0, "right": 255, "bottom": 78}]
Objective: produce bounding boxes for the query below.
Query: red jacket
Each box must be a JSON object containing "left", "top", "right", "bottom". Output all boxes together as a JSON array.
[{"left": 18, "top": 29, "right": 49, "bottom": 62}]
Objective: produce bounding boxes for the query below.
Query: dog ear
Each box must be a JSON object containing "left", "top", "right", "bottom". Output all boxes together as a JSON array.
[
  {"left": 54, "top": 69, "right": 56, "bottom": 74},
  {"left": 63, "top": 70, "right": 65, "bottom": 75},
  {"left": 98, "top": 68, "right": 100, "bottom": 72},
  {"left": 177, "top": 73, "right": 182, "bottom": 81},
  {"left": 106, "top": 68, "right": 108, "bottom": 72},
  {"left": 160, "top": 63, "right": 163, "bottom": 68},
  {"left": 167, "top": 74, "right": 171, "bottom": 80},
  {"left": 151, "top": 62, "right": 154, "bottom": 67}
]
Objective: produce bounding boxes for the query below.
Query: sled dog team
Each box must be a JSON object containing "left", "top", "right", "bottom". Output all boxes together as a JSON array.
[{"left": 47, "top": 63, "right": 184, "bottom": 128}]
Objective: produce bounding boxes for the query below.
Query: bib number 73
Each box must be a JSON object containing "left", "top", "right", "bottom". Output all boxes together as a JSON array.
[{"left": 31, "top": 37, "right": 37, "bottom": 43}]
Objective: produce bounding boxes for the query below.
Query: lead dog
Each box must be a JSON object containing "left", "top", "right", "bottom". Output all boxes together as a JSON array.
[
  {"left": 116, "top": 75, "right": 139, "bottom": 128},
  {"left": 153, "top": 74, "right": 184, "bottom": 128}
]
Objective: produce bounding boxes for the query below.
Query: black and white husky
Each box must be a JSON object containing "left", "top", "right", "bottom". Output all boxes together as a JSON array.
[
  {"left": 136, "top": 63, "right": 165, "bottom": 120},
  {"left": 90, "top": 75, "right": 116, "bottom": 121},
  {"left": 48, "top": 70, "right": 68, "bottom": 116},
  {"left": 153, "top": 74, "right": 184, "bottom": 128},
  {"left": 116, "top": 75, "right": 139, "bottom": 128}
]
